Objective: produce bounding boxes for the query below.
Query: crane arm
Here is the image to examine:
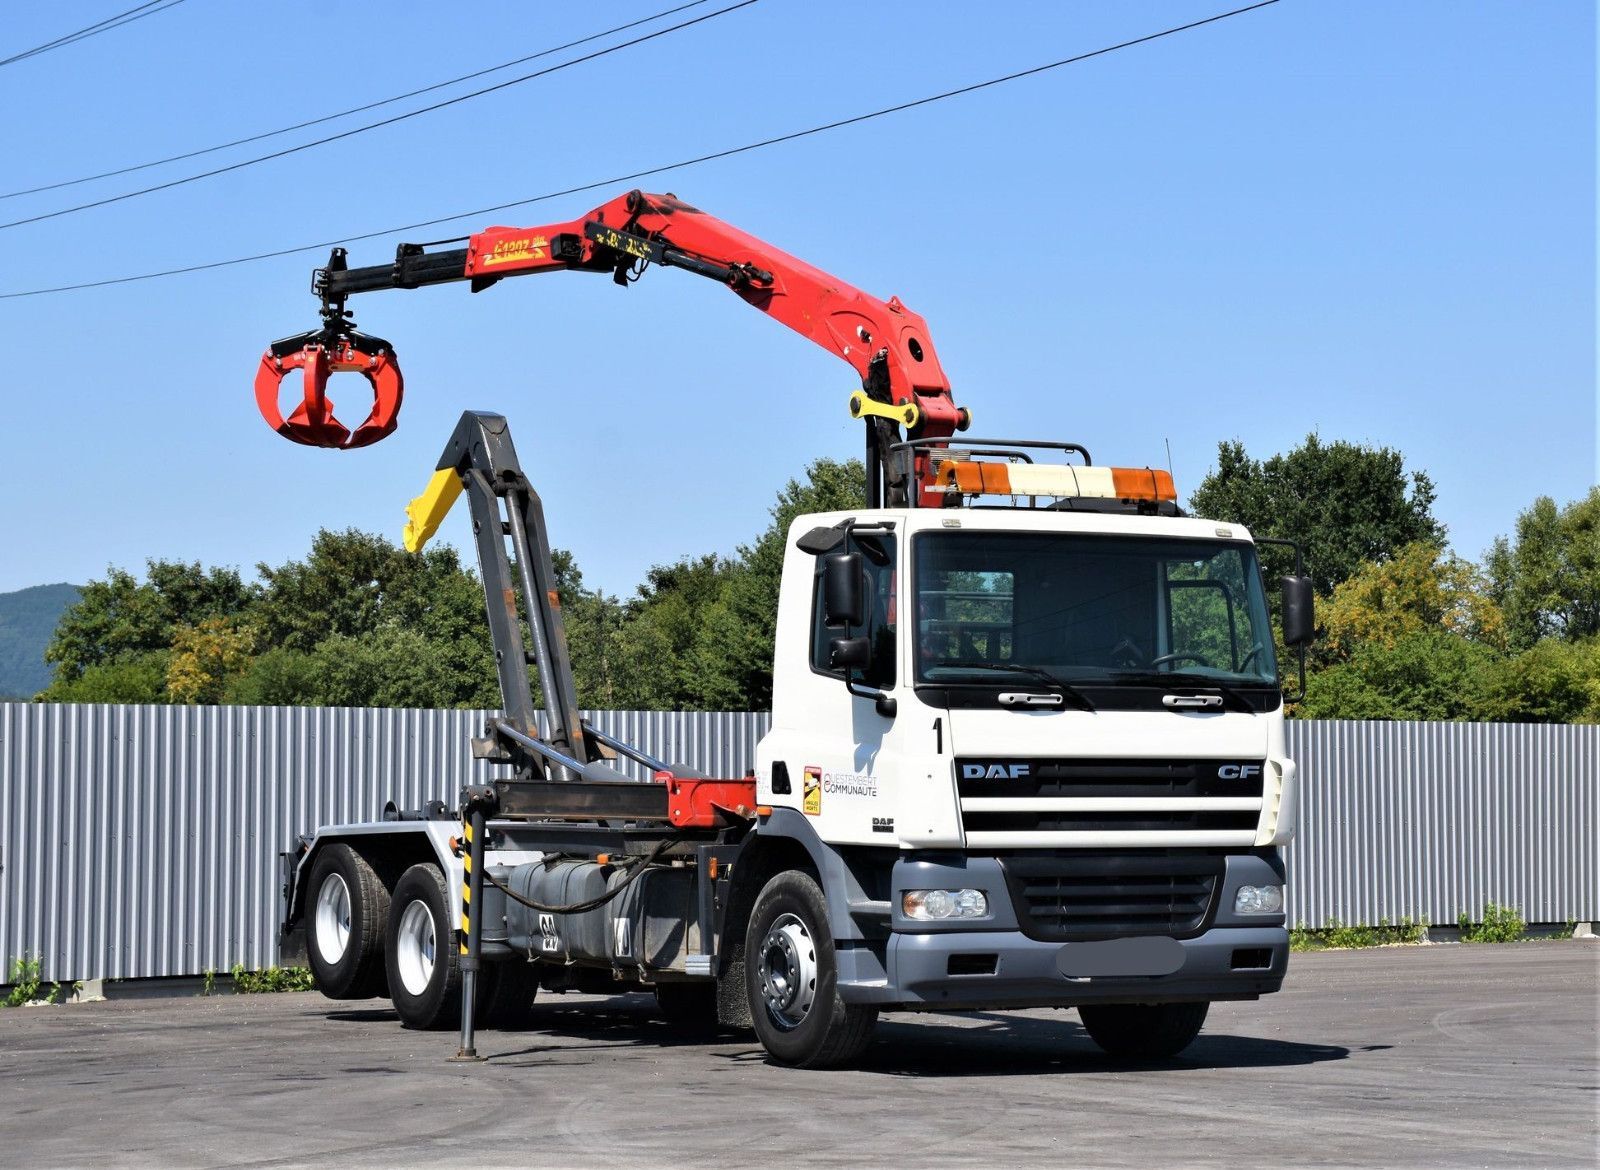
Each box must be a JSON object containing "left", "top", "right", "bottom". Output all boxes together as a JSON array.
[{"left": 255, "top": 190, "right": 970, "bottom": 505}]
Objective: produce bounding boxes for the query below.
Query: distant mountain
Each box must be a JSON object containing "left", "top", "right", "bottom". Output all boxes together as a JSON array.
[{"left": 0, "top": 583, "right": 80, "bottom": 699}]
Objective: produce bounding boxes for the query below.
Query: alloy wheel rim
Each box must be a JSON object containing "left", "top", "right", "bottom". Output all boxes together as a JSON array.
[
  {"left": 313, "top": 873, "right": 352, "bottom": 963},
  {"left": 396, "top": 899, "right": 437, "bottom": 996},
  {"left": 757, "top": 912, "right": 818, "bottom": 1030}
]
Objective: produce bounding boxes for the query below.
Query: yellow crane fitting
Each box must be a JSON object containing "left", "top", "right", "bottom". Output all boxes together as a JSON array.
[
  {"left": 848, "top": 390, "right": 920, "bottom": 429},
  {"left": 403, "top": 468, "right": 464, "bottom": 552}
]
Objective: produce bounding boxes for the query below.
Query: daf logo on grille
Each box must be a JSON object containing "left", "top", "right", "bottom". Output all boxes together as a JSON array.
[
  {"left": 1218, "top": 764, "right": 1262, "bottom": 780},
  {"left": 962, "top": 763, "right": 1031, "bottom": 780}
]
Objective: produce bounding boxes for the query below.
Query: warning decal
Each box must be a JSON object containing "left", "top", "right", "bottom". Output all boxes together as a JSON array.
[{"left": 802, "top": 766, "right": 822, "bottom": 816}]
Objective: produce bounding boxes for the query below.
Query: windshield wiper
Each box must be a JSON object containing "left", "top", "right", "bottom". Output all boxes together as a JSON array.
[
  {"left": 1110, "top": 670, "right": 1257, "bottom": 713},
  {"left": 929, "top": 662, "right": 1096, "bottom": 712}
]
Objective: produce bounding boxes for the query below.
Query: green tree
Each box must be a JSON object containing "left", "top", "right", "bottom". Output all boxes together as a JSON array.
[
  {"left": 600, "top": 458, "right": 865, "bottom": 711},
  {"left": 254, "top": 530, "right": 484, "bottom": 651},
  {"left": 226, "top": 647, "right": 320, "bottom": 706},
  {"left": 1298, "top": 631, "right": 1498, "bottom": 721},
  {"left": 1481, "top": 638, "right": 1600, "bottom": 724},
  {"left": 608, "top": 555, "right": 741, "bottom": 710},
  {"left": 1189, "top": 434, "right": 1444, "bottom": 596},
  {"left": 44, "top": 652, "right": 170, "bottom": 704},
  {"left": 305, "top": 626, "right": 474, "bottom": 710},
  {"left": 44, "top": 561, "right": 253, "bottom": 687},
  {"left": 712, "top": 457, "right": 866, "bottom": 710},
  {"left": 252, "top": 529, "right": 498, "bottom": 707},
  {"left": 167, "top": 616, "right": 256, "bottom": 704},
  {"left": 1485, "top": 488, "right": 1600, "bottom": 651},
  {"left": 1319, "top": 541, "right": 1505, "bottom": 663}
]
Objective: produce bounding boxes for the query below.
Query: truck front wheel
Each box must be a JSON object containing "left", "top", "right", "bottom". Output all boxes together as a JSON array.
[
  {"left": 745, "top": 871, "right": 877, "bottom": 1068},
  {"left": 305, "top": 844, "right": 389, "bottom": 999},
  {"left": 1078, "top": 1001, "right": 1209, "bottom": 1059}
]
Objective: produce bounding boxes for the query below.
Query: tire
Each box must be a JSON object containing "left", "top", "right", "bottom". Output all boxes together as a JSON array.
[
  {"left": 654, "top": 981, "right": 719, "bottom": 1031},
  {"left": 385, "top": 863, "right": 464, "bottom": 1030},
  {"left": 305, "top": 844, "right": 389, "bottom": 999},
  {"left": 1078, "top": 1001, "right": 1210, "bottom": 1059},
  {"left": 483, "top": 961, "right": 540, "bottom": 1030},
  {"left": 745, "top": 871, "right": 877, "bottom": 1068}
]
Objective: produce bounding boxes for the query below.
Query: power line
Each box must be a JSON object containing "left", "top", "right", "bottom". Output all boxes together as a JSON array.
[
  {"left": 0, "top": 1, "right": 714, "bottom": 201},
  {"left": 0, "top": 1, "right": 187, "bottom": 68},
  {"left": 0, "top": 0, "right": 1281, "bottom": 300},
  {"left": 0, "top": 0, "right": 760, "bottom": 232},
  {"left": 0, "top": 1, "right": 164, "bottom": 66}
]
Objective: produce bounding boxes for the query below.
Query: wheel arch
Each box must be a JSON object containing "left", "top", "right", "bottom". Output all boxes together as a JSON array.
[{"left": 721, "top": 809, "right": 887, "bottom": 961}]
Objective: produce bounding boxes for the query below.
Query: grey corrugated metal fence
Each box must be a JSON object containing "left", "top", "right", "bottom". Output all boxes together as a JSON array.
[
  {"left": 1, "top": 704, "right": 1594, "bottom": 983},
  {"left": 0, "top": 704, "right": 768, "bottom": 983},
  {"left": 1282, "top": 720, "right": 1598, "bottom": 929}
]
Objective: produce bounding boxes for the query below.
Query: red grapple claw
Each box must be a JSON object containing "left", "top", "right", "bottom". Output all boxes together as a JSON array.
[{"left": 254, "top": 337, "right": 404, "bottom": 449}]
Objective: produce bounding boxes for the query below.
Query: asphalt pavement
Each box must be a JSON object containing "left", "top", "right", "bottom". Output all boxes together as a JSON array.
[{"left": 1, "top": 942, "right": 1594, "bottom": 1169}]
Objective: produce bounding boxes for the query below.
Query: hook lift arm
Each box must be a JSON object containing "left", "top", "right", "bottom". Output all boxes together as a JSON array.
[{"left": 255, "top": 190, "right": 971, "bottom": 506}]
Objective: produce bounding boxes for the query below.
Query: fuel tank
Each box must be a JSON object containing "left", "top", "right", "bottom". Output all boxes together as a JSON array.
[{"left": 502, "top": 859, "right": 699, "bottom": 972}]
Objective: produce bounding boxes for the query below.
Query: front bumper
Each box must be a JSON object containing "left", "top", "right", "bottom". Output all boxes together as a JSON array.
[
  {"left": 839, "top": 923, "right": 1287, "bottom": 1009},
  {"left": 834, "top": 849, "right": 1289, "bottom": 1009}
]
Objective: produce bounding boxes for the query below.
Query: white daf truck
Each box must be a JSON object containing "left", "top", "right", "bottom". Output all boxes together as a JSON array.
[
  {"left": 279, "top": 415, "right": 1312, "bottom": 1069},
  {"left": 266, "top": 191, "right": 1311, "bottom": 1067}
]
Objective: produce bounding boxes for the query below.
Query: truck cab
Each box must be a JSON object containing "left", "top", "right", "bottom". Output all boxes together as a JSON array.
[{"left": 738, "top": 487, "right": 1306, "bottom": 1056}]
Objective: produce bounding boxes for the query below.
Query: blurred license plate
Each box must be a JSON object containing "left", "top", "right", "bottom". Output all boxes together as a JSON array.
[{"left": 1056, "top": 936, "right": 1184, "bottom": 978}]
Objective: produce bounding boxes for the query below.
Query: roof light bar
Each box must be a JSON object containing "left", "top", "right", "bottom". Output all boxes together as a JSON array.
[{"left": 934, "top": 460, "right": 1175, "bottom": 502}]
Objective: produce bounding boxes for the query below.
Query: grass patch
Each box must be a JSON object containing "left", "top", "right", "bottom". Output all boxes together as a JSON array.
[
  {"left": 230, "top": 964, "right": 315, "bottom": 993},
  {"left": 1458, "top": 902, "right": 1526, "bottom": 944},
  {"left": 1290, "top": 918, "right": 1425, "bottom": 952},
  {"left": 2, "top": 955, "right": 64, "bottom": 1007}
]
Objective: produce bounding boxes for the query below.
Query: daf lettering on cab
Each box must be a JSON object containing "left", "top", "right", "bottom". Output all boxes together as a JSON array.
[{"left": 266, "top": 190, "right": 1315, "bottom": 1068}]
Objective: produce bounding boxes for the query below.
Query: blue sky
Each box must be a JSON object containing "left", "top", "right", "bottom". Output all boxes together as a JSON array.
[{"left": 0, "top": 1, "right": 1592, "bottom": 600}]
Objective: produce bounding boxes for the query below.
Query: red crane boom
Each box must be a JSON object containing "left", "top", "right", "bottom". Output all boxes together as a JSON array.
[{"left": 255, "top": 190, "right": 970, "bottom": 505}]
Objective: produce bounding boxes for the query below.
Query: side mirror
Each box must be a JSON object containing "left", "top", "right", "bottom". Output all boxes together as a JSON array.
[
  {"left": 829, "top": 636, "right": 872, "bottom": 671},
  {"left": 823, "top": 552, "right": 865, "bottom": 628},
  {"left": 1281, "top": 576, "right": 1315, "bottom": 647}
]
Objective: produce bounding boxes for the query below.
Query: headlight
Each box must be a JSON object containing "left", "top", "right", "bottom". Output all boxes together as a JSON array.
[
  {"left": 1234, "top": 884, "right": 1284, "bottom": 915},
  {"left": 902, "top": 888, "right": 989, "bottom": 920}
]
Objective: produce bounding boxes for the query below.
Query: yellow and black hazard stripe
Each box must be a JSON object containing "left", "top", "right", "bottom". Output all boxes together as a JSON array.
[{"left": 459, "top": 819, "right": 474, "bottom": 955}]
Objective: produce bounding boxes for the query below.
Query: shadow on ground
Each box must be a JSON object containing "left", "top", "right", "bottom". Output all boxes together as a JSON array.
[{"left": 320, "top": 993, "right": 1355, "bottom": 1076}]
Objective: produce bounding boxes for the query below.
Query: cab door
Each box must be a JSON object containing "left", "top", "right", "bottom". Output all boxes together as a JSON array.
[{"left": 777, "top": 529, "right": 905, "bottom": 846}]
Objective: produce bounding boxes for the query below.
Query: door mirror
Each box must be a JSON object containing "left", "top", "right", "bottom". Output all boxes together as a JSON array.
[
  {"left": 829, "top": 635, "right": 872, "bottom": 671},
  {"left": 823, "top": 552, "right": 865, "bottom": 628},
  {"left": 1281, "top": 576, "right": 1315, "bottom": 646}
]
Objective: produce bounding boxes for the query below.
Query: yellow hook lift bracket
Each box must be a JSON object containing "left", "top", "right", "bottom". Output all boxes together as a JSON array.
[
  {"left": 849, "top": 390, "right": 920, "bottom": 429},
  {"left": 403, "top": 468, "right": 464, "bottom": 553}
]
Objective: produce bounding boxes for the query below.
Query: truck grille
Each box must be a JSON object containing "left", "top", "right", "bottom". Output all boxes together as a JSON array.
[
  {"left": 955, "top": 758, "right": 1265, "bottom": 799},
  {"left": 998, "top": 850, "right": 1224, "bottom": 941},
  {"left": 956, "top": 757, "right": 1266, "bottom": 846},
  {"left": 962, "top": 809, "right": 1258, "bottom": 834}
]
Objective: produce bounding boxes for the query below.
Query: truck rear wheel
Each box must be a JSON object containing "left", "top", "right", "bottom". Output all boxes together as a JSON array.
[
  {"left": 745, "top": 871, "right": 877, "bottom": 1068},
  {"left": 305, "top": 844, "right": 389, "bottom": 999},
  {"left": 1078, "top": 1001, "right": 1209, "bottom": 1059},
  {"left": 385, "top": 863, "right": 463, "bottom": 1030}
]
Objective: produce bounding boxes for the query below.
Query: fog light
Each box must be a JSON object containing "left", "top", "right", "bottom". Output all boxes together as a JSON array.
[
  {"left": 903, "top": 888, "right": 989, "bottom": 920},
  {"left": 1234, "top": 884, "right": 1284, "bottom": 915}
]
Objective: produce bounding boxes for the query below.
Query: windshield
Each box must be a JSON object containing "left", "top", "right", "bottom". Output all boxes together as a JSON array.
[{"left": 914, "top": 532, "right": 1279, "bottom": 686}]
